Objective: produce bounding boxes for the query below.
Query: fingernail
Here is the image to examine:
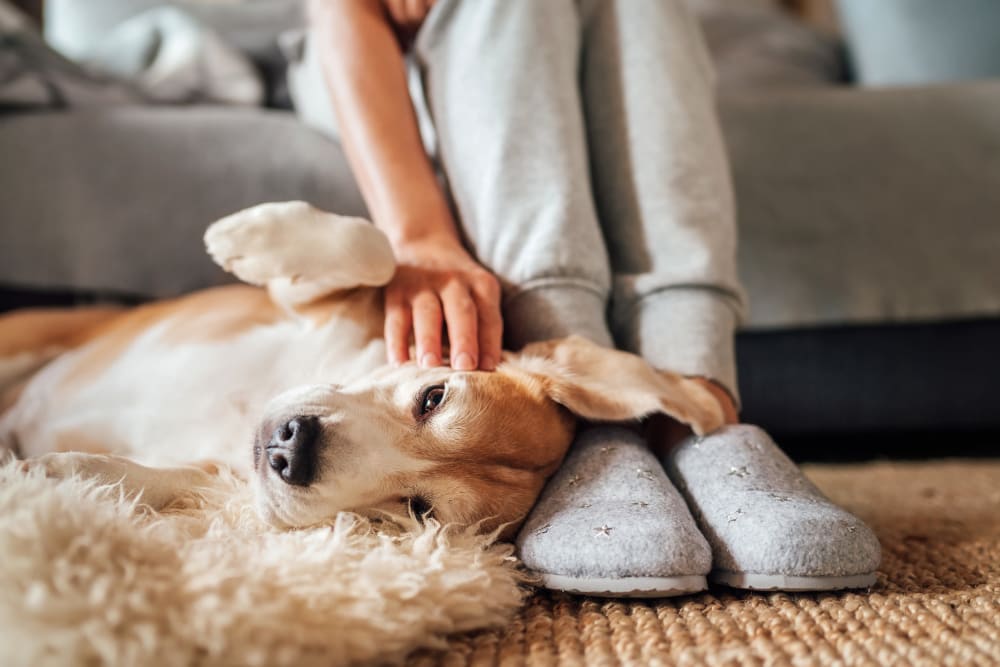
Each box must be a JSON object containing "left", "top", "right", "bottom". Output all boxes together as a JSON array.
[
  {"left": 420, "top": 353, "right": 439, "bottom": 368},
  {"left": 453, "top": 352, "right": 475, "bottom": 370},
  {"left": 480, "top": 355, "right": 496, "bottom": 371}
]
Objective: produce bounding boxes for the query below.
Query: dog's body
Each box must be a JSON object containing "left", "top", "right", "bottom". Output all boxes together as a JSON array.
[
  {"left": 4, "top": 285, "right": 386, "bottom": 470},
  {"left": 0, "top": 202, "right": 723, "bottom": 534}
]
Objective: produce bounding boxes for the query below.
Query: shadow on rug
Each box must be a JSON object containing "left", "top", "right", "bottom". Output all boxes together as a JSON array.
[{"left": 0, "top": 465, "right": 529, "bottom": 666}]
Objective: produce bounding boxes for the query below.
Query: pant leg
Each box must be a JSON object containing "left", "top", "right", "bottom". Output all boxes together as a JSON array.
[
  {"left": 412, "top": 0, "right": 614, "bottom": 350},
  {"left": 579, "top": 0, "right": 747, "bottom": 400}
]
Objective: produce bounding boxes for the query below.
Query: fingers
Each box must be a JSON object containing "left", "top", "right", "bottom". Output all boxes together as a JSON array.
[
  {"left": 382, "top": 0, "right": 404, "bottom": 24},
  {"left": 441, "top": 281, "right": 478, "bottom": 371},
  {"left": 470, "top": 275, "right": 502, "bottom": 371},
  {"left": 380, "top": 257, "right": 502, "bottom": 371},
  {"left": 411, "top": 290, "right": 443, "bottom": 368},
  {"left": 404, "top": 0, "right": 424, "bottom": 24},
  {"left": 383, "top": 0, "right": 432, "bottom": 30},
  {"left": 384, "top": 289, "right": 412, "bottom": 365}
]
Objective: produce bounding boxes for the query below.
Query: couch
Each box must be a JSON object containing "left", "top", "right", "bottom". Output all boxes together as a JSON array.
[{"left": 2, "top": 0, "right": 999, "bottom": 450}]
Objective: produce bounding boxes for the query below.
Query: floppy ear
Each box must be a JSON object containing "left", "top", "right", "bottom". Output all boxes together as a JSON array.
[{"left": 511, "top": 335, "right": 725, "bottom": 436}]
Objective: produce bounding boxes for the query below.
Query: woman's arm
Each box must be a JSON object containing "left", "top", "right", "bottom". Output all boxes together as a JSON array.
[{"left": 308, "top": 0, "right": 502, "bottom": 371}]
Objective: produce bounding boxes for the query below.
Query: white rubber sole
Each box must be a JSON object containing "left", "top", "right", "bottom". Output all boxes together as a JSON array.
[
  {"left": 711, "top": 570, "right": 877, "bottom": 592},
  {"left": 538, "top": 573, "right": 707, "bottom": 598}
]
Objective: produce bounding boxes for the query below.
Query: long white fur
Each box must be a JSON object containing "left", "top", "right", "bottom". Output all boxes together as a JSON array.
[{"left": 0, "top": 464, "right": 528, "bottom": 666}]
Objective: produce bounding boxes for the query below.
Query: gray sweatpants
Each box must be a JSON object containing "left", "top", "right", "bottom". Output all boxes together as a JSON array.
[{"left": 297, "top": 0, "right": 747, "bottom": 399}]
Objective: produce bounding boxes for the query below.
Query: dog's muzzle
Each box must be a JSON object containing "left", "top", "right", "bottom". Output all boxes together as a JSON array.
[{"left": 261, "top": 415, "right": 320, "bottom": 486}]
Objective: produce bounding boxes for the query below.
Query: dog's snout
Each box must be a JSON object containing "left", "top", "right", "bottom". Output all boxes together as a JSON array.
[{"left": 266, "top": 415, "right": 320, "bottom": 486}]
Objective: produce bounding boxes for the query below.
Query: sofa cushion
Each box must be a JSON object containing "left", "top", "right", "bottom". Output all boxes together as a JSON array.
[
  {"left": 3, "top": 84, "right": 998, "bottom": 329},
  {"left": 688, "top": 0, "right": 846, "bottom": 89},
  {"left": 836, "top": 0, "right": 1000, "bottom": 86},
  {"left": 723, "top": 81, "right": 1000, "bottom": 328},
  {"left": 0, "top": 107, "right": 366, "bottom": 297}
]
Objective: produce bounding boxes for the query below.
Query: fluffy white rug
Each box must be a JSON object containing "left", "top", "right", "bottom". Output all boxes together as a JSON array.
[{"left": 0, "top": 465, "right": 529, "bottom": 666}]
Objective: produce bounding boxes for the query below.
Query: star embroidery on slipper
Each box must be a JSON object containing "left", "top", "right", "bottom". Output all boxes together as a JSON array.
[
  {"left": 727, "top": 466, "right": 750, "bottom": 478},
  {"left": 636, "top": 468, "right": 655, "bottom": 480},
  {"left": 593, "top": 524, "right": 613, "bottom": 537},
  {"left": 566, "top": 474, "right": 582, "bottom": 487},
  {"left": 727, "top": 508, "right": 744, "bottom": 523}
]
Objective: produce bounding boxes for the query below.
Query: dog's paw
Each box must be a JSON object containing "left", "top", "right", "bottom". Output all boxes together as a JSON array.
[
  {"left": 204, "top": 201, "right": 311, "bottom": 284},
  {"left": 204, "top": 201, "right": 396, "bottom": 292}
]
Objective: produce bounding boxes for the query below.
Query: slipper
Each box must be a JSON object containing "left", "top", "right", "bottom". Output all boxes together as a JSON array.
[
  {"left": 663, "top": 424, "right": 881, "bottom": 591},
  {"left": 516, "top": 426, "right": 711, "bottom": 598}
]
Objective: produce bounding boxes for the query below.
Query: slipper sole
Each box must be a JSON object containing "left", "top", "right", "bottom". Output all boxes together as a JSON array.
[
  {"left": 538, "top": 573, "right": 707, "bottom": 598},
  {"left": 711, "top": 570, "right": 877, "bottom": 591}
]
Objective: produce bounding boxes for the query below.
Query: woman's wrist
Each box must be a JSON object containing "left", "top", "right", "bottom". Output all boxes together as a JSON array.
[{"left": 377, "top": 202, "right": 464, "bottom": 254}]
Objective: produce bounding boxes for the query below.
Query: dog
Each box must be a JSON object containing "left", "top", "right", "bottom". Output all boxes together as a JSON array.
[{"left": 0, "top": 202, "right": 724, "bottom": 536}]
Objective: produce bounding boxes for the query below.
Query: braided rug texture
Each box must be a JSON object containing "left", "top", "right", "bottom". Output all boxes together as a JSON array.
[{"left": 411, "top": 460, "right": 1000, "bottom": 666}]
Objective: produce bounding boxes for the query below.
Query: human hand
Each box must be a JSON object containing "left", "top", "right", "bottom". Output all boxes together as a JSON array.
[
  {"left": 385, "top": 233, "right": 503, "bottom": 371},
  {"left": 380, "top": 0, "right": 436, "bottom": 44}
]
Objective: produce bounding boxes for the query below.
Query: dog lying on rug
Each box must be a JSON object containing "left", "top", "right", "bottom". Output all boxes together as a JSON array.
[{"left": 0, "top": 201, "right": 723, "bottom": 537}]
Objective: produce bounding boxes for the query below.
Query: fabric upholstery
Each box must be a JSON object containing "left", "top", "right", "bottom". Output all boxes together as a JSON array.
[
  {"left": 837, "top": 0, "right": 1000, "bottom": 86},
  {"left": 0, "top": 107, "right": 365, "bottom": 296},
  {"left": 724, "top": 81, "right": 1000, "bottom": 328}
]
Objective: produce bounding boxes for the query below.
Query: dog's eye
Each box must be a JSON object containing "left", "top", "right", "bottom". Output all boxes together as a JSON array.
[
  {"left": 417, "top": 384, "right": 446, "bottom": 418},
  {"left": 407, "top": 495, "right": 433, "bottom": 520}
]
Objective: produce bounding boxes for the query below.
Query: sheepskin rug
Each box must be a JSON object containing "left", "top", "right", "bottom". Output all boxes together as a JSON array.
[{"left": 0, "top": 464, "right": 529, "bottom": 666}]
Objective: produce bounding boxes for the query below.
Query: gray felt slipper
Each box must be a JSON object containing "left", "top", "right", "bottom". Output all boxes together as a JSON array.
[
  {"left": 663, "top": 424, "right": 881, "bottom": 591},
  {"left": 516, "top": 426, "right": 711, "bottom": 598}
]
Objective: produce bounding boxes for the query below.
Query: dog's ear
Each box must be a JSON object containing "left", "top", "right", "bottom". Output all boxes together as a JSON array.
[{"left": 510, "top": 335, "right": 725, "bottom": 435}]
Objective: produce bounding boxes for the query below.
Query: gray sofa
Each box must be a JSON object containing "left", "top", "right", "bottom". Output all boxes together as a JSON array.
[{"left": 2, "top": 1, "right": 999, "bottom": 447}]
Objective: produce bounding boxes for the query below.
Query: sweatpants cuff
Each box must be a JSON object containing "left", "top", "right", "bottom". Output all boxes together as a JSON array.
[
  {"left": 503, "top": 282, "right": 614, "bottom": 350},
  {"left": 615, "top": 289, "right": 741, "bottom": 404}
]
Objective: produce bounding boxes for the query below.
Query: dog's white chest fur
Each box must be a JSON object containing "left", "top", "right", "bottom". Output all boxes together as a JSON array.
[{"left": 9, "top": 308, "right": 386, "bottom": 470}]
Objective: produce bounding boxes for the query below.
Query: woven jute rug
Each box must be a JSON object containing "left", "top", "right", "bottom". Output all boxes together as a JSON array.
[{"left": 410, "top": 460, "right": 1000, "bottom": 666}]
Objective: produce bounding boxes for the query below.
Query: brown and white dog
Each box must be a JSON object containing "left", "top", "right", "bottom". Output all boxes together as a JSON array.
[{"left": 0, "top": 202, "right": 723, "bottom": 536}]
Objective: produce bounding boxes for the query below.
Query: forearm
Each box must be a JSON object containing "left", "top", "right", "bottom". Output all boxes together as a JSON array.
[
  {"left": 308, "top": 0, "right": 458, "bottom": 248},
  {"left": 309, "top": 0, "right": 503, "bottom": 372}
]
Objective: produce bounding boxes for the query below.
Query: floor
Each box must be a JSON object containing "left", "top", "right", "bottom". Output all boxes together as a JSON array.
[{"left": 410, "top": 460, "right": 1000, "bottom": 666}]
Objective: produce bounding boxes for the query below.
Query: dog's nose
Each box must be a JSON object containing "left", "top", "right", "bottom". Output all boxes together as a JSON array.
[{"left": 266, "top": 415, "right": 320, "bottom": 486}]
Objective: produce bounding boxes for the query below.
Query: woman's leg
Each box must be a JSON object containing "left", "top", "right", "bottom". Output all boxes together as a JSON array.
[
  {"left": 579, "top": 0, "right": 745, "bottom": 401},
  {"left": 413, "top": 0, "right": 712, "bottom": 597},
  {"left": 412, "top": 0, "right": 613, "bottom": 350},
  {"left": 578, "top": 0, "right": 880, "bottom": 590}
]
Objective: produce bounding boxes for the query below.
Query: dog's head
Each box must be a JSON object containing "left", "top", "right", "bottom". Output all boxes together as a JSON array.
[{"left": 252, "top": 336, "right": 723, "bottom": 536}]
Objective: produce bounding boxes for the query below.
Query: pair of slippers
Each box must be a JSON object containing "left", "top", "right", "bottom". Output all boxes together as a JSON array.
[{"left": 517, "top": 425, "right": 881, "bottom": 597}]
